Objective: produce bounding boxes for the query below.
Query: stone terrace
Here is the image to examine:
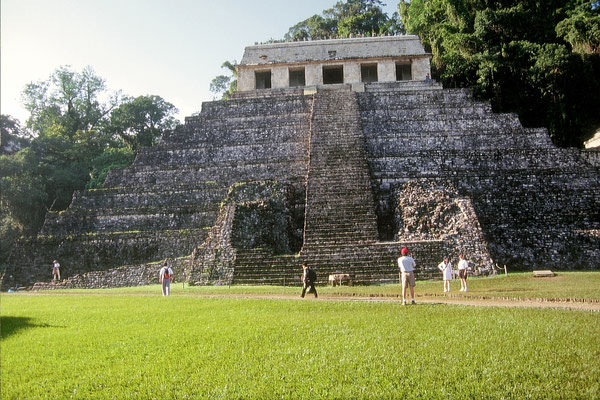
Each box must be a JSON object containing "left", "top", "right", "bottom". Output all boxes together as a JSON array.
[
  {"left": 2, "top": 95, "right": 313, "bottom": 289},
  {"left": 358, "top": 83, "right": 600, "bottom": 268},
  {"left": 3, "top": 81, "right": 599, "bottom": 290}
]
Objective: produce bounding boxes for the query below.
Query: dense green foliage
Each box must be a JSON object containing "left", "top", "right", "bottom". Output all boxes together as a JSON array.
[
  {"left": 399, "top": 0, "right": 600, "bottom": 147},
  {"left": 285, "top": 0, "right": 402, "bottom": 40},
  {"left": 0, "top": 66, "right": 179, "bottom": 266},
  {"left": 2, "top": 294, "right": 598, "bottom": 399}
]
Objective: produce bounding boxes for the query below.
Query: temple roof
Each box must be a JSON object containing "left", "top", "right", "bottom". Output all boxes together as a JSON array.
[{"left": 240, "top": 35, "right": 429, "bottom": 66}]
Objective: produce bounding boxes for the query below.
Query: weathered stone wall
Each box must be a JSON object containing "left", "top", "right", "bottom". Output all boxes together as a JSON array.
[
  {"left": 187, "top": 181, "right": 302, "bottom": 286},
  {"left": 394, "top": 180, "right": 492, "bottom": 268},
  {"left": 358, "top": 86, "right": 600, "bottom": 269},
  {"left": 4, "top": 80, "right": 599, "bottom": 290},
  {"left": 2, "top": 230, "right": 203, "bottom": 289},
  {"left": 581, "top": 148, "right": 600, "bottom": 167},
  {"left": 31, "top": 257, "right": 189, "bottom": 290},
  {"left": 2, "top": 94, "right": 313, "bottom": 289}
]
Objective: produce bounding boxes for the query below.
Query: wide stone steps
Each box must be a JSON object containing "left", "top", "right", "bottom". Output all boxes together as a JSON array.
[
  {"left": 192, "top": 95, "right": 313, "bottom": 119},
  {"left": 70, "top": 187, "right": 227, "bottom": 210},
  {"left": 40, "top": 210, "right": 216, "bottom": 236},
  {"left": 232, "top": 242, "right": 443, "bottom": 285},
  {"left": 104, "top": 161, "right": 308, "bottom": 188},
  {"left": 162, "top": 126, "right": 309, "bottom": 146},
  {"left": 363, "top": 81, "right": 444, "bottom": 93},
  {"left": 365, "top": 132, "right": 553, "bottom": 151},
  {"left": 301, "top": 89, "right": 379, "bottom": 249}
]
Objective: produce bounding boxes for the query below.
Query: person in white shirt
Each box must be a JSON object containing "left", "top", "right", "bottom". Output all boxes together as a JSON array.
[
  {"left": 437, "top": 256, "right": 453, "bottom": 292},
  {"left": 397, "top": 247, "right": 416, "bottom": 305},
  {"left": 52, "top": 260, "right": 60, "bottom": 281},
  {"left": 457, "top": 254, "right": 469, "bottom": 292},
  {"left": 159, "top": 263, "right": 174, "bottom": 296}
]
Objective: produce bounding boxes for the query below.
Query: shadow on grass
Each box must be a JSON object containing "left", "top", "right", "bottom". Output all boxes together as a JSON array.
[{"left": 1, "top": 316, "right": 61, "bottom": 339}]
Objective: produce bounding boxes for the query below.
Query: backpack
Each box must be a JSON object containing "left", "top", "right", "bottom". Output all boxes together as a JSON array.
[
  {"left": 308, "top": 268, "right": 317, "bottom": 283},
  {"left": 163, "top": 268, "right": 170, "bottom": 279}
]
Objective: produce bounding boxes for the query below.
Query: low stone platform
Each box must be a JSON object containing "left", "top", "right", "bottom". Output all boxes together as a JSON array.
[
  {"left": 533, "top": 270, "right": 555, "bottom": 278},
  {"left": 329, "top": 273, "right": 353, "bottom": 286}
]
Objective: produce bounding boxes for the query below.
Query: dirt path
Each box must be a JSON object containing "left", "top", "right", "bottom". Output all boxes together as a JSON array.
[
  {"left": 206, "top": 293, "right": 600, "bottom": 311},
  {"left": 12, "top": 291, "right": 600, "bottom": 311}
]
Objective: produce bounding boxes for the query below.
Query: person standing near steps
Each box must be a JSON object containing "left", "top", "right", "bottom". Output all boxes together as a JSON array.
[
  {"left": 458, "top": 254, "right": 469, "bottom": 292},
  {"left": 300, "top": 264, "right": 318, "bottom": 298},
  {"left": 398, "top": 247, "right": 416, "bottom": 305},
  {"left": 159, "top": 263, "right": 174, "bottom": 296},
  {"left": 437, "top": 256, "right": 453, "bottom": 292},
  {"left": 52, "top": 260, "right": 61, "bottom": 281}
]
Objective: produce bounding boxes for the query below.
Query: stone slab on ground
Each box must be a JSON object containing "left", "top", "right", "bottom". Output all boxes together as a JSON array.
[{"left": 533, "top": 270, "right": 555, "bottom": 277}]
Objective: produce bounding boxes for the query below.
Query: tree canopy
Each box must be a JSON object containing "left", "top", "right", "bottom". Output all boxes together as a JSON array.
[
  {"left": 399, "top": 0, "right": 600, "bottom": 147},
  {"left": 0, "top": 66, "right": 179, "bottom": 265},
  {"left": 285, "top": 0, "right": 402, "bottom": 40},
  {"left": 209, "top": 61, "right": 238, "bottom": 100}
]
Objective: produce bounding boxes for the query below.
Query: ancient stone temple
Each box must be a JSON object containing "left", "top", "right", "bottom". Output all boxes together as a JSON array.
[{"left": 2, "top": 36, "right": 599, "bottom": 290}]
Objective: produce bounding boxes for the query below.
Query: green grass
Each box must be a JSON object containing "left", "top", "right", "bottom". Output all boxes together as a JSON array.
[
  {"left": 2, "top": 293, "right": 599, "bottom": 399},
  {"left": 51, "top": 271, "right": 600, "bottom": 301}
]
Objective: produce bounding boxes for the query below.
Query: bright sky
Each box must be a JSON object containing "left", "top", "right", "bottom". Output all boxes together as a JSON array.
[{"left": 1, "top": 0, "right": 400, "bottom": 124}]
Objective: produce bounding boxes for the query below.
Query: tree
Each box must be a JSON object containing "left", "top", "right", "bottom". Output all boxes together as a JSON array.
[
  {"left": 106, "top": 95, "right": 178, "bottom": 150},
  {"left": 284, "top": 0, "right": 401, "bottom": 40},
  {"left": 284, "top": 14, "right": 337, "bottom": 40},
  {"left": 556, "top": 1, "right": 600, "bottom": 54},
  {"left": 1, "top": 115, "right": 29, "bottom": 155},
  {"left": 399, "top": 0, "right": 600, "bottom": 147},
  {"left": 22, "top": 65, "right": 118, "bottom": 139},
  {"left": 209, "top": 61, "right": 238, "bottom": 100},
  {"left": 0, "top": 148, "right": 48, "bottom": 233},
  {"left": 1, "top": 67, "right": 181, "bottom": 266}
]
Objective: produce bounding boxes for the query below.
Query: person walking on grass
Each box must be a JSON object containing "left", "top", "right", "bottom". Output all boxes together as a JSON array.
[
  {"left": 437, "top": 256, "right": 453, "bottom": 292},
  {"left": 300, "top": 264, "right": 318, "bottom": 298},
  {"left": 52, "top": 260, "right": 60, "bottom": 281},
  {"left": 458, "top": 254, "right": 469, "bottom": 292},
  {"left": 159, "top": 263, "right": 174, "bottom": 296},
  {"left": 398, "top": 247, "right": 416, "bottom": 305}
]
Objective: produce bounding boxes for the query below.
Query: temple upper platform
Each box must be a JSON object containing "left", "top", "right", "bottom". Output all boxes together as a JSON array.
[{"left": 237, "top": 35, "right": 432, "bottom": 92}]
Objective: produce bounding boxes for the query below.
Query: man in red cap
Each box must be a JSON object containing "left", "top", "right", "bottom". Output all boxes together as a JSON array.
[{"left": 398, "top": 247, "right": 416, "bottom": 305}]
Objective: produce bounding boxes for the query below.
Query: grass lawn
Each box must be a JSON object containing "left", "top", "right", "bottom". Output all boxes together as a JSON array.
[
  {"left": 2, "top": 289, "right": 599, "bottom": 399},
  {"left": 52, "top": 271, "right": 600, "bottom": 301}
]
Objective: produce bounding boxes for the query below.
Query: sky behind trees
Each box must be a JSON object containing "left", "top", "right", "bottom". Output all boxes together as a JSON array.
[{"left": 1, "top": 0, "right": 399, "bottom": 123}]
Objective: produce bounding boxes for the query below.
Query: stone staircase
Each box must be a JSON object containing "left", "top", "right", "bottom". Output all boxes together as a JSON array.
[
  {"left": 302, "top": 88, "right": 378, "bottom": 246},
  {"left": 290, "top": 88, "right": 426, "bottom": 284},
  {"left": 232, "top": 241, "right": 444, "bottom": 286}
]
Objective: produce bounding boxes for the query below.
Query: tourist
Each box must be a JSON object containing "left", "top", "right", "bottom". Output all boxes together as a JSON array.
[
  {"left": 437, "top": 256, "right": 453, "bottom": 292},
  {"left": 425, "top": 73, "right": 433, "bottom": 85},
  {"left": 52, "top": 260, "right": 60, "bottom": 281},
  {"left": 398, "top": 247, "right": 416, "bottom": 305},
  {"left": 458, "top": 254, "right": 469, "bottom": 292},
  {"left": 159, "top": 262, "right": 174, "bottom": 296},
  {"left": 300, "top": 264, "right": 318, "bottom": 298}
]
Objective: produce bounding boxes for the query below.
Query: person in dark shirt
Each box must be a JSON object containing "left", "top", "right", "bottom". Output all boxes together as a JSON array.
[{"left": 300, "top": 264, "right": 318, "bottom": 298}]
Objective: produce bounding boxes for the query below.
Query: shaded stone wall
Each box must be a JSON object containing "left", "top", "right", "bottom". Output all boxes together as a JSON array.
[
  {"left": 187, "top": 181, "right": 301, "bottom": 286},
  {"left": 3, "top": 95, "right": 312, "bottom": 289},
  {"left": 31, "top": 257, "right": 189, "bottom": 290},
  {"left": 358, "top": 85, "right": 600, "bottom": 269},
  {"left": 395, "top": 180, "right": 492, "bottom": 268}
]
